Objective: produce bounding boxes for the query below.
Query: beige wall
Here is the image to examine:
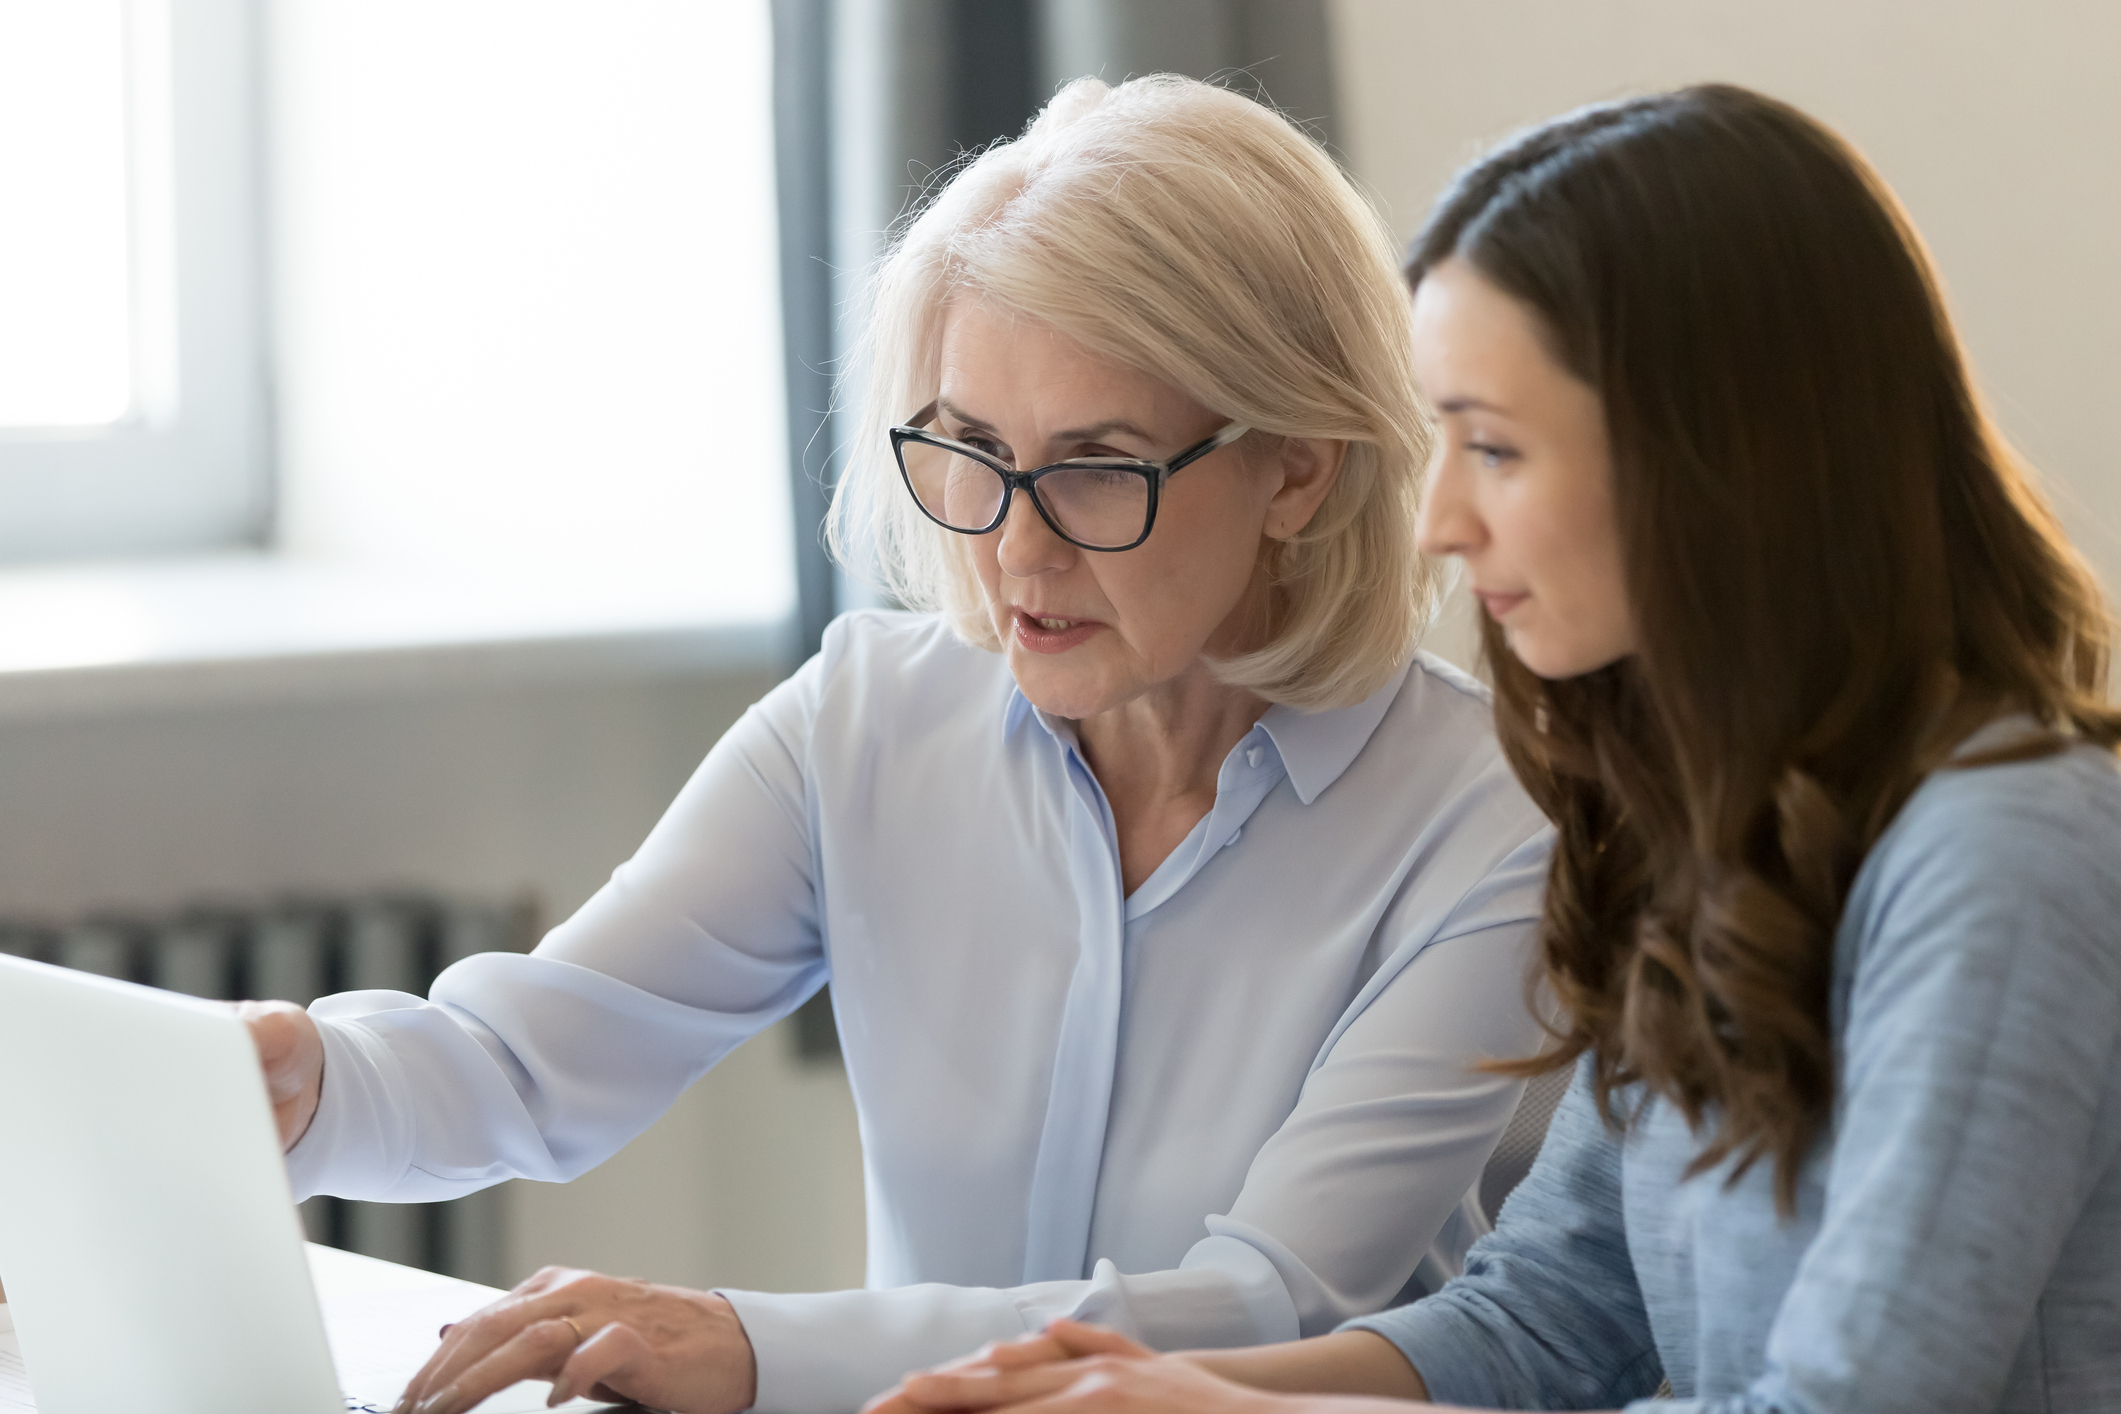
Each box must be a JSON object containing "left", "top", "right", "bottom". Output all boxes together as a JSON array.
[{"left": 1332, "top": 1, "right": 2121, "bottom": 683}]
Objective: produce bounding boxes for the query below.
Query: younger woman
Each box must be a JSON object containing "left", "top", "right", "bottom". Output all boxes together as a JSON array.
[{"left": 876, "top": 83, "right": 2121, "bottom": 1414}]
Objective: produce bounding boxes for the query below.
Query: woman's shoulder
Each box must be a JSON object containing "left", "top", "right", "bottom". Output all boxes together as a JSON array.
[
  {"left": 1313, "top": 647, "right": 1547, "bottom": 846},
  {"left": 818, "top": 605, "right": 977, "bottom": 657},
  {"left": 1369, "top": 648, "right": 1514, "bottom": 772},
  {"left": 811, "top": 609, "right": 1006, "bottom": 689},
  {"left": 1404, "top": 647, "right": 1497, "bottom": 710},
  {"left": 790, "top": 608, "right": 1015, "bottom": 740},
  {"left": 1877, "top": 729, "right": 2121, "bottom": 876},
  {"left": 1842, "top": 731, "right": 2121, "bottom": 982}
]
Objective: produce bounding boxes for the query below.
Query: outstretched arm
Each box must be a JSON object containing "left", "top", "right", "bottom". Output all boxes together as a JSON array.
[{"left": 279, "top": 655, "right": 833, "bottom": 1205}]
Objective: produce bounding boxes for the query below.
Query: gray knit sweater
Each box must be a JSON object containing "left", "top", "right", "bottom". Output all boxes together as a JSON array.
[{"left": 1349, "top": 733, "right": 2121, "bottom": 1413}]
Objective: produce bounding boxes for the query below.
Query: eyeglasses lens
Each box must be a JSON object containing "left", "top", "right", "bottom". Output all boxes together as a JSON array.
[
  {"left": 1034, "top": 465, "right": 1150, "bottom": 549},
  {"left": 902, "top": 440, "right": 1004, "bottom": 531}
]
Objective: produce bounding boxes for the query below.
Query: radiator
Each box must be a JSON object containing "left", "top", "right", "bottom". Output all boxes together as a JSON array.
[{"left": 0, "top": 892, "right": 538, "bottom": 1288}]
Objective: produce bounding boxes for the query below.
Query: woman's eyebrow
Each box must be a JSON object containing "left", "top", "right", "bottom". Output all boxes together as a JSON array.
[
  {"left": 1052, "top": 418, "right": 1156, "bottom": 444},
  {"left": 935, "top": 397, "right": 996, "bottom": 433},
  {"left": 1435, "top": 396, "right": 1511, "bottom": 416},
  {"left": 936, "top": 400, "right": 1158, "bottom": 447}
]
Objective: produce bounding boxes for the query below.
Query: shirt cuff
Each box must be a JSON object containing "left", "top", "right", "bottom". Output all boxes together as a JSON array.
[
  {"left": 719, "top": 1285, "right": 1029, "bottom": 1414},
  {"left": 283, "top": 1010, "right": 417, "bottom": 1202}
]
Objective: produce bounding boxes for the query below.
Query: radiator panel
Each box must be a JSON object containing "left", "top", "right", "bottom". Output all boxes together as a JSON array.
[{"left": 0, "top": 891, "right": 536, "bottom": 1289}]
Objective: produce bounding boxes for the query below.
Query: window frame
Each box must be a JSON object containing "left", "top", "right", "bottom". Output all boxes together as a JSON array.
[{"left": 0, "top": 0, "right": 269, "bottom": 563}]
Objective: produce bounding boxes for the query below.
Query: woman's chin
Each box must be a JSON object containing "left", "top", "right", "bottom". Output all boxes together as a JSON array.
[
  {"left": 1508, "top": 630, "right": 1635, "bottom": 681},
  {"left": 1007, "top": 649, "right": 1126, "bottom": 722}
]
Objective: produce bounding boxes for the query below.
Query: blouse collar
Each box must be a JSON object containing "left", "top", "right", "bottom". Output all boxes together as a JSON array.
[{"left": 1002, "top": 656, "right": 1417, "bottom": 807}]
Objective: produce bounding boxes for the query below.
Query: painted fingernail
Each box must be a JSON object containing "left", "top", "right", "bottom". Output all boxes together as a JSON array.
[
  {"left": 547, "top": 1374, "right": 574, "bottom": 1406},
  {"left": 415, "top": 1386, "right": 462, "bottom": 1414},
  {"left": 437, "top": 1323, "right": 455, "bottom": 1339}
]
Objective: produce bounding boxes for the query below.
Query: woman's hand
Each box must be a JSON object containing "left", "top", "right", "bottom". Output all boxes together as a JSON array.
[
  {"left": 865, "top": 1321, "right": 1272, "bottom": 1414},
  {"left": 864, "top": 1322, "right": 1463, "bottom": 1414},
  {"left": 236, "top": 1000, "right": 323, "bottom": 1151},
  {"left": 865, "top": 1320, "right": 1147, "bottom": 1414},
  {"left": 391, "top": 1266, "right": 756, "bottom": 1414}
]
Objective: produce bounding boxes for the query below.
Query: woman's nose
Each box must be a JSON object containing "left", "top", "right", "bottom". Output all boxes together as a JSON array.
[
  {"left": 1416, "top": 457, "right": 1484, "bottom": 560},
  {"left": 995, "top": 490, "right": 1076, "bottom": 578}
]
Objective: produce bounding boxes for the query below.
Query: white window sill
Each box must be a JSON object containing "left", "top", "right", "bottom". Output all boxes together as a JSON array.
[{"left": 0, "top": 552, "right": 795, "bottom": 720}]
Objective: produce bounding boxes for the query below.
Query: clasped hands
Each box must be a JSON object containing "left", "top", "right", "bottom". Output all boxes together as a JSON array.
[
  {"left": 866, "top": 1322, "right": 1470, "bottom": 1414},
  {"left": 863, "top": 1321, "right": 1259, "bottom": 1414}
]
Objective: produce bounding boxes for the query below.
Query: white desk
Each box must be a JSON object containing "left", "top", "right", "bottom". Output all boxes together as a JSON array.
[
  {"left": 0, "top": 1244, "right": 604, "bottom": 1413},
  {"left": 0, "top": 1294, "right": 27, "bottom": 1414}
]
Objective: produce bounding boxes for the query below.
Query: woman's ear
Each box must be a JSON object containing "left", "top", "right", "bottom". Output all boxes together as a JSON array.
[{"left": 1263, "top": 436, "right": 1347, "bottom": 540}]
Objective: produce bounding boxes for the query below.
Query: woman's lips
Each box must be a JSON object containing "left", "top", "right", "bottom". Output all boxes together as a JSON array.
[
  {"left": 1012, "top": 609, "right": 1102, "bottom": 654},
  {"left": 1476, "top": 591, "right": 1530, "bottom": 620}
]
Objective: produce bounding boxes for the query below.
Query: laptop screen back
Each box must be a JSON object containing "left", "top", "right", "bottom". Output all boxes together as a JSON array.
[{"left": 0, "top": 952, "right": 342, "bottom": 1414}]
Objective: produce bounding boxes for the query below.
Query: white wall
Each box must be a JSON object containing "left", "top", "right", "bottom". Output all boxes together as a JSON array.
[
  {"left": 0, "top": 670, "right": 762, "bottom": 916},
  {"left": 0, "top": 662, "right": 868, "bottom": 1293},
  {"left": 1332, "top": 0, "right": 2121, "bottom": 678}
]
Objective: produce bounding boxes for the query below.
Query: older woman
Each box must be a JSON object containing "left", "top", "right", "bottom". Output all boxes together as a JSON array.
[{"left": 247, "top": 76, "right": 1550, "bottom": 1414}]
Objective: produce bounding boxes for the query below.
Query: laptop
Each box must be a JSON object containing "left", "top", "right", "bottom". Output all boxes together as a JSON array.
[{"left": 0, "top": 952, "right": 619, "bottom": 1413}]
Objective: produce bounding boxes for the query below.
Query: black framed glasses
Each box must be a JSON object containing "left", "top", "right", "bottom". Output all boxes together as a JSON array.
[{"left": 890, "top": 402, "right": 1251, "bottom": 552}]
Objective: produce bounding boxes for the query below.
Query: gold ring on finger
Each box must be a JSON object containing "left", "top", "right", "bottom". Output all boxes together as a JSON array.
[{"left": 559, "top": 1316, "right": 586, "bottom": 1346}]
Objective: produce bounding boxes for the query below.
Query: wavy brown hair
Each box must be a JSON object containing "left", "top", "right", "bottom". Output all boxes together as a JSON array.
[{"left": 1411, "top": 85, "right": 2121, "bottom": 1208}]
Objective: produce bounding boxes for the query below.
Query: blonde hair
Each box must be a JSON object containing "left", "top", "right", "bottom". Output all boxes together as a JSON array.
[{"left": 826, "top": 74, "right": 1436, "bottom": 710}]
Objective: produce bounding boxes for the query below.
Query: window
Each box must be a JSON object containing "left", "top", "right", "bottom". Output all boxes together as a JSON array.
[
  {"left": 267, "top": 1, "right": 792, "bottom": 615},
  {"left": 0, "top": 0, "right": 270, "bottom": 562},
  {"left": 0, "top": 1, "right": 792, "bottom": 678}
]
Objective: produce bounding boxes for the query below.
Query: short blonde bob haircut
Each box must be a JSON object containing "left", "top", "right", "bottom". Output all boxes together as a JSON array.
[{"left": 827, "top": 74, "right": 1435, "bottom": 711}]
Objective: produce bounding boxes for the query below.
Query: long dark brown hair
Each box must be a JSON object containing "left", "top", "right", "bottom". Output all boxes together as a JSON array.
[{"left": 1412, "top": 85, "right": 2121, "bottom": 1207}]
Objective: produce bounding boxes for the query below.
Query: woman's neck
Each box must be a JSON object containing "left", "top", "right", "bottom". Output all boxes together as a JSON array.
[{"left": 1074, "top": 665, "right": 1272, "bottom": 895}]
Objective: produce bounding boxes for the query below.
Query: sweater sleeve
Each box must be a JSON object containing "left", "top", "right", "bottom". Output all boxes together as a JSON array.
[
  {"left": 1341, "top": 1055, "right": 1665, "bottom": 1410},
  {"left": 1650, "top": 746, "right": 2121, "bottom": 1414}
]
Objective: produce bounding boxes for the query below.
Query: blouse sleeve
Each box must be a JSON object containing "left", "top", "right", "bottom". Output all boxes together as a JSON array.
[{"left": 283, "top": 641, "right": 831, "bottom": 1202}]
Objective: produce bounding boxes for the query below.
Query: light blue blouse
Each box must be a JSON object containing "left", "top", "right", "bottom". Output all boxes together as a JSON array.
[
  {"left": 286, "top": 611, "right": 1553, "bottom": 1414},
  {"left": 1349, "top": 732, "right": 2121, "bottom": 1413}
]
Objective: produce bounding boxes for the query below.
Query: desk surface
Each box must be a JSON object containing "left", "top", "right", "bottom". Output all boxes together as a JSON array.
[
  {"left": 305, "top": 1239, "right": 507, "bottom": 1302},
  {"left": 1, "top": 1244, "right": 601, "bottom": 1414},
  {"left": 0, "top": 1300, "right": 23, "bottom": 1414}
]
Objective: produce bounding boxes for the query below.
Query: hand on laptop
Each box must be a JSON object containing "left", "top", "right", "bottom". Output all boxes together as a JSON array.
[
  {"left": 236, "top": 1000, "right": 325, "bottom": 1151},
  {"left": 392, "top": 1264, "right": 756, "bottom": 1414}
]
